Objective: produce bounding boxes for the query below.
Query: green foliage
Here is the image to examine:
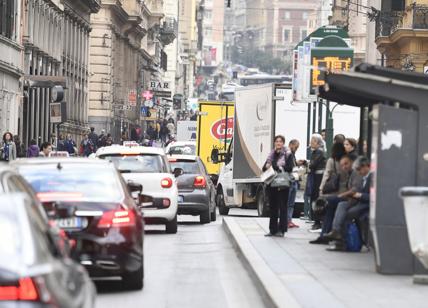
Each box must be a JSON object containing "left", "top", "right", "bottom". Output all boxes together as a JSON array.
[{"left": 231, "top": 48, "right": 292, "bottom": 74}]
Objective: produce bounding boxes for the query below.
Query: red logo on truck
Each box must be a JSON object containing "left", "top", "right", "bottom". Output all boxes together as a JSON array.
[{"left": 211, "top": 118, "right": 234, "bottom": 142}]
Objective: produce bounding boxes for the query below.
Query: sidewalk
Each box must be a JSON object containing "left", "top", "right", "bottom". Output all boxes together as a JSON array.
[{"left": 223, "top": 216, "right": 427, "bottom": 308}]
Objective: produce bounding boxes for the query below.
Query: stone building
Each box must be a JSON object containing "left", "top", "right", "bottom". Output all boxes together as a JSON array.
[
  {"left": 21, "top": 0, "right": 100, "bottom": 146},
  {"left": 375, "top": 0, "right": 428, "bottom": 72},
  {"left": 0, "top": 0, "right": 23, "bottom": 136}
]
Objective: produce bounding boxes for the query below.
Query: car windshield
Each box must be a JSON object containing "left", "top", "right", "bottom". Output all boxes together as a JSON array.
[
  {"left": 169, "top": 145, "right": 196, "bottom": 155},
  {"left": 100, "top": 154, "right": 164, "bottom": 173},
  {"left": 19, "top": 165, "right": 123, "bottom": 202},
  {"left": 170, "top": 161, "right": 201, "bottom": 174}
]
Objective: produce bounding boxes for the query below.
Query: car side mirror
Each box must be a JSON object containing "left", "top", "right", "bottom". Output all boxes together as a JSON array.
[
  {"left": 211, "top": 148, "right": 219, "bottom": 164},
  {"left": 127, "top": 181, "right": 143, "bottom": 194},
  {"left": 173, "top": 167, "right": 184, "bottom": 177}
]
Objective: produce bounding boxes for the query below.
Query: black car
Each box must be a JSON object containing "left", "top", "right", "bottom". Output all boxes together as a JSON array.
[
  {"left": 12, "top": 158, "right": 145, "bottom": 290},
  {"left": 168, "top": 155, "right": 216, "bottom": 223},
  {"left": 0, "top": 193, "right": 96, "bottom": 307}
]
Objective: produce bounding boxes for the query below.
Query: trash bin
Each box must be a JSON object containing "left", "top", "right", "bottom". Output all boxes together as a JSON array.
[{"left": 400, "top": 187, "right": 428, "bottom": 284}]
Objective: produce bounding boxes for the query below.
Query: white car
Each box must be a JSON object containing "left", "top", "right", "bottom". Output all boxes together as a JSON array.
[
  {"left": 96, "top": 145, "right": 178, "bottom": 234},
  {"left": 165, "top": 141, "right": 196, "bottom": 156}
]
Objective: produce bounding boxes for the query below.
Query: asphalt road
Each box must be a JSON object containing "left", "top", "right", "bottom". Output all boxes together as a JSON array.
[{"left": 95, "top": 208, "right": 266, "bottom": 308}]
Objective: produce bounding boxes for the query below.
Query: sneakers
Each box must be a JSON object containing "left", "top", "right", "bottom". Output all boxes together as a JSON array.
[
  {"left": 308, "top": 228, "right": 322, "bottom": 233},
  {"left": 265, "top": 231, "right": 285, "bottom": 237},
  {"left": 309, "top": 236, "right": 330, "bottom": 245},
  {"left": 264, "top": 232, "right": 275, "bottom": 237},
  {"left": 288, "top": 221, "right": 300, "bottom": 228},
  {"left": 308, "top": 222, "right": 322, "bottom": 233},
  {"left": 324, "top": 230, "right": 342, "bottom": 241}
]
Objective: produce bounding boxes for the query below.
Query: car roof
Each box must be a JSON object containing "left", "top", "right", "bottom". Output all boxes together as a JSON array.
[
  {"left": 0, "top": 163, "right": 18, "bottom": 174},
  {"left": 167, "top": 154, "right": 198, "bottom": 161},
  {"left": 10, "top": 157, "right": 112, "bottom": 167},
  {"left": 168, "top": 141, "right": 196, "bottom": 146},
  {"left": 96, "top": 145, "right": 165, "bottom": 156}
]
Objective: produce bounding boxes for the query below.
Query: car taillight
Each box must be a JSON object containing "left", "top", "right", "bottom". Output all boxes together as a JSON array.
[
  {"left": 194, "top": 176, "right": 207, "bottom": 188},
  {"left": 97, "top": 209, "right": 136, "bottom": 228},
  {"left": 161, "top": 177, "right": 173, "bottom": 188},
  {"left": 0, "top": 277, "right": 39, "bottom": 301}
]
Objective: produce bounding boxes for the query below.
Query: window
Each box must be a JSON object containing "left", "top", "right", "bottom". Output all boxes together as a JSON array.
[
  {"left": 283, "top": 28, "right": 292, "bottom": 43},
  {"left": 302, "top": 12, "right": 308, "bottom": 20},
  {"left": 0, "top": 0, "right": 16, "bottom": 40},
  {"left": 301, "top": 29, "right": 308, "bottom": 40},
  {"left": 99, "top": 154, "right": 166, "bottom": 173},
  {"left": 284, "top": 11, "right": 290, "bottom": 20}
]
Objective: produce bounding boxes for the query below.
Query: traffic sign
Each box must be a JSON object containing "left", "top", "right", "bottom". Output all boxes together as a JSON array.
[
  {"left": 424, "top": 66, "right": 428, "bottom": 74},
  {"left": 128, "top": 90, "right": 137, "bottom": 106},
  {"left": 153, "top": 90, "right": 172, "bottom": 98},
  {"left": 143, "top": 90, "right": 153, "bottom": 100}
]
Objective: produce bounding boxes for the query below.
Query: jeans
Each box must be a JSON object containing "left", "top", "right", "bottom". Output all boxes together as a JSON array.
[
  {"left": 321, "top": 195, "right": 344, "bottom": 236},
  {"left": 344, "top": 202, "right": 370, "bottom": 241},
  {"left": 288, "top": 181, "right": 298, "bottom": 222},
  {"left": 332, "top": 201, "right": 352, "bottom": 231},
  {"left": 268, "top": 186, "right": 289, "bottom": 234}
]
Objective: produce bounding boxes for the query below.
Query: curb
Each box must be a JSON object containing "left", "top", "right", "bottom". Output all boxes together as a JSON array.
[{"left": 223, "top": 217, "right": 301, "bottom": 308}]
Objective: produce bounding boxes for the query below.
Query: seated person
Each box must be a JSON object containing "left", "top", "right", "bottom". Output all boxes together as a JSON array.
[
  {"left": 324, "top": 156, "right": 371, "bottom": 251},
  {"left": 310, "top": 154, "right": 359, "bottom": 244}
]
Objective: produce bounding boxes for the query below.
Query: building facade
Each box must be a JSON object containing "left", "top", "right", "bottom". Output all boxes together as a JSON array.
[
  {"left": 0, "top": 0, "right": 23, "bottom": 136},
  {"left": 201, "top": 0, "right": 224, "bottom": 69},
  {"left": 375, "top": 0, "right": 428, "bottom": 72},
  {"left": 21, "top": 0, "right": 100, "bottom": 146},
  {"left": 162, "top": 0, "right": 179, "bottom": 97}
]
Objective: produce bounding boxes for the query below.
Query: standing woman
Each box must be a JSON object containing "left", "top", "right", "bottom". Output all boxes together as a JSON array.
[
  {"left": 1, "top": 132, "right": 17, "bottom": 162},
  {"left": 307, "top": 134, "right": 326, "bottom": 231},
  {"left": 344, "top": 138, "right": 358, "bottom": 161},
  {"left": 263, "top": 135, "right": 294, "bottom": 237}
]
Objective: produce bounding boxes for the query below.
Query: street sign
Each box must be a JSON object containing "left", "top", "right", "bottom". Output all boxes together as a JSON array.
[
  {"left": 153, "top": 90, "right": 172, "bottom": 98},
  {"left": 50, "top": 102, "right": 66, "bottom": 123},
  {"left": 128, "top": 90, "right": 137, "bottom": 106},
  {"left": 149, "top": 80, "right": 170, "bottom": 90},
  {"left": 140, "top": 106, "right": 148, "bottom": 117},
  {"left": 424, "top": 66, "right": 428, "bottom": 74},
  {"left": 143, "top": 90, "right": 153, "bottom": 100}
]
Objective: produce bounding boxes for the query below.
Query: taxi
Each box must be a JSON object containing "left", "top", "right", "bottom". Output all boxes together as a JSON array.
[{"left": 96, "top": 143, "right": 179, "bottom": 233}]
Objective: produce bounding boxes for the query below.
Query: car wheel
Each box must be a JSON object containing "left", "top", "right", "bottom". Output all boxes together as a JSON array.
[
  {"left": 217, "top": 188, "right": 229, "bottom": 215},
  {"left": 257, "top": 189, "right": 269, "bottom": 217},
  {"left": 165, "top": 214, "right": 178, "bottom": 234},
  {"left": 200, "top": 207, "right": 211, "bottom": 224},
  {"left": 210, "top": 203, "right": 217, "bottom": 221},
  {"left": 123, "top": 255, "right": 144, "bottom": 290}
]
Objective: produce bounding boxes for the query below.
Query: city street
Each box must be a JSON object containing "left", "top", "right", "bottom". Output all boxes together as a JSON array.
[{"left": 96, "top": 209, "right": 266, "bottom": 308}]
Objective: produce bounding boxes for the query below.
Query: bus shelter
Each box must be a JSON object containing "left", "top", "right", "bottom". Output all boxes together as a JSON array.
[{"left": 318, "top": 63, "right": 428, "bottom": 277}]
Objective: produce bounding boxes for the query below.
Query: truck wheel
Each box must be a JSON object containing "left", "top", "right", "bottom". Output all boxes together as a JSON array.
[
  {"left": 217, "top": 188, "right": 229, "bottom": 215},
  {"left": 257, "top": 189, "right": 269, "bottom": 217}
]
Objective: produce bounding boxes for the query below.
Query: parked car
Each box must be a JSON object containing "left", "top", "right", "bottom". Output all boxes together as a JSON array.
[
  {"left": 12, "top": 158, "right": 145, "bottom": 290},
  {"left": 165, "top": 141, "right": 196, "bottom": 155},
  {"left": 168, "top": 155, "right": 216, "bottom": 223},
  {"left": 96, "top": 145, "right": 179, "bottom": 234},
  {"left": 0, "top": 193, "right": 96, "bottom": 307}
]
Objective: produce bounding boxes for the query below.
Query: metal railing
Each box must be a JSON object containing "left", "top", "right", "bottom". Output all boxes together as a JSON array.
[{"left": 375, "top": 5, "right": 428, "bottom": 38}]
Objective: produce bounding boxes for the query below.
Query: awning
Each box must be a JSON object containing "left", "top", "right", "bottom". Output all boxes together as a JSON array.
[{"left": 318, "top": 64, "right": 428, "bottom": 109}]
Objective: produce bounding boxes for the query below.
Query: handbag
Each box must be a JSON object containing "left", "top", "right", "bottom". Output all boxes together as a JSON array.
[
  {"left": 270, "top": 171, "right": 291, "bottom": 188},
  {"left": 322, "top": 160, "right": 340, "bottom": 194},
  {"left": 346, "top": 223, "right": 362, "bottom": 252}
]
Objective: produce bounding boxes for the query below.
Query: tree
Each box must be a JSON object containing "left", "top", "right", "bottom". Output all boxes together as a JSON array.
[{"left": 231, "top": 48, "right": 291, "bottom": 74}]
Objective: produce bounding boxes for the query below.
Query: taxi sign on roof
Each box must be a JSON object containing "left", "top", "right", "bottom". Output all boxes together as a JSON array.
[{"left": 123, "top": 141, "right": 139, "bottom": 147}]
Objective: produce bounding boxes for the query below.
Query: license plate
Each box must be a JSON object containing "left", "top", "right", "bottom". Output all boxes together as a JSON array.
[
  {"left": 56, "top": 217, "right": 87, "bottom": 229},
  {"left": 178, "top": 196, "right": 184, "bottom": 203}
]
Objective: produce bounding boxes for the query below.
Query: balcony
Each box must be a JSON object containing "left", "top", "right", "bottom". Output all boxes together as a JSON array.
[
  {"left": 375, "top": 4, "right": 428, "bottom": 39},
  {"left": 159, "top": 17, "right": 178, "bottom": 46}
]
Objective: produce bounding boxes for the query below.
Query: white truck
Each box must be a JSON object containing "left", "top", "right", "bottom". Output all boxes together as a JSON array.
[{"left": 212, "top": 83, "right": 360, "bottom": 217}]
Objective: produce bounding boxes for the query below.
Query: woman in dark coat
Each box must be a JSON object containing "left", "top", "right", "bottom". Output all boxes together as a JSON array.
[
  {"left": 307, "top": 133, "right": 326, "bottom": 231},
  {"left": 263, "top": 135, "right": 294, "bottom": 237},
  {"left": 344, "top": 138, "right": 358, "bottom": 161}
]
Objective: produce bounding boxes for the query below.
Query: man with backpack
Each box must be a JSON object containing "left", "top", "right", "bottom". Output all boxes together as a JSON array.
[
  {"left": 88, "top": 127, "right": 98, "bottom": 151},
  {"left": 80, "top": 133, "right": 95, "bottom": 157}
]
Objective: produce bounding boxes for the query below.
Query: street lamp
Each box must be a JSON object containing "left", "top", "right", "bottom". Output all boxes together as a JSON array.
[{"left": 400, "top": 187, "right": 428, "bottom": 284}]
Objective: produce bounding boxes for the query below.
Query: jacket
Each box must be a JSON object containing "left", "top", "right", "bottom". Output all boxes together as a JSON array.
[
  {"left": 320, "top": 158, "right": 349, "bottom": 194},
  {"left": 1, "top": 141, "right": 16, "bottom": 161},
  {"left": 309, "top": 148, "right": 326, "bottom": 174},
  {"left": 27, "top": 145, "right": 40, "bottom": 158},
  {"left": 359, "top": 173, "right": 372, "bottom": 204},
  {"left": 263, "top": 147, "right": 294, "bottom": 173}
]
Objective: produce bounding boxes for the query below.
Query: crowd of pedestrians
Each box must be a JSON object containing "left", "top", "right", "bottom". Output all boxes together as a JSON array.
[{"left": 262, "top": 131, "right": 371, "bottom": 252}]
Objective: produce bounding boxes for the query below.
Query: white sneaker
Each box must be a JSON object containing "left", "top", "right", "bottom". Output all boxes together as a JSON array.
[{"left": 308, "top": 228, "right": 322, "bottom": 233}]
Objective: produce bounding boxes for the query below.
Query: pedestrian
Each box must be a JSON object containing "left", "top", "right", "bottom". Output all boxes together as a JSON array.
[
  {"left": 306, "top": 133, "right": 326, "bottom": 232},
  {"left": 57, "top": 134, "right": 66, "bottom": 152},
  {"left": 156, "top": 121, "right": 161, "bottom": 140},
  {"left": 287, "top": 139, "right": 306, "bottom": 228},
  {"left": 344, "top": 138, "right": 358, "bottom": 161},
  {"left": 263, "top": 135, "right": 294, "bottom": 237},
  {"left": 334, "top": 134, "right": 346, "bottom": 144},
  {"left": 27, "top": 139, "right": 40, "bottom": 158},
  {"left": 0, "top": 132, "right": 17, "bottom": 162},
  {"left": 160, "top": 120, "right": 169, "bottom": 144},
  {"left": 39, "top": 142, "right": 52, "bottom": 157},
  {"left": 105, "top": 133, "right": 113, "bottom": 146},
  {"left": 64, "top": 134, "right": 76, "bottom": 155},
  {"left": 80, "top": 134, "right": 95, "bottom": 157},
  {"left": 167, "top": 120, "right": 175, "bottom": 136},
  {"left": 14, "top": 135, "right": 26, "bottom": 158},
  {"left": 97, "top": 129, "right": 107, "bottom": 148},
  {"left": 88, "top": 127, "right": 98, "bottom": 151}
]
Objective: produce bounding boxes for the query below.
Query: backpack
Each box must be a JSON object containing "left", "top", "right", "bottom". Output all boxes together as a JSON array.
[{"left": 346, "top": 222, "right": 362, "bottom": 252}]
